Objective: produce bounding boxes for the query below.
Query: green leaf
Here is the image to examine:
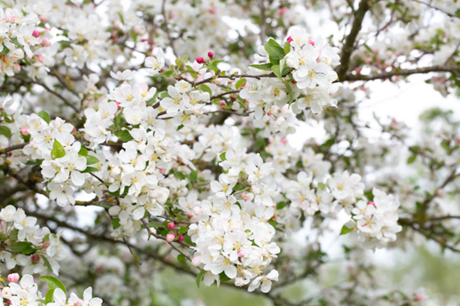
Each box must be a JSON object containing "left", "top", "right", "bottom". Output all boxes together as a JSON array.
[
  {"left": 340, "top": 225, "right": 353, "bottom": 235},
  {"left": 233, "top": 184, "right": 247, "bottom": 191},
  {"left": 182, "top": 69, "right": 198, "bottom": 79},
  {"left": 190, "top": 170, "right": 198, "bottom": 183},
  {"left": 57, "top": 40, "right": 71, "bottom": 48},
  {"left": 51, "top": 139, "right": 66, "bottom": 160},
  {"left": 318, "top": 182, "right": 326, "bottom": 190},
  {"left": 219, "top": 152, "right": 227, "bottom": 161},
  {"left": 219, "top": 272, "right": 231, "bottom": 282},
  {"left": 38, "top": 111, "right": 50, "bottom": 124},
  {"left": 39, "top": 276, "right": 66, "bottom": 294},
  {"left": 280, "top": 58, "right": 286, "bottom": 76},
  {"left": 117, "top": 12, "right": 125, "bottom": 24},
  {"left": 407, "top": 154, "right": 417, "bottom": 164},
  {"left": 196, "top": 270, "right": 206, "bottom": 288},
  {"left": 284, "top": 41, "right": 291, "bottom": 54},
  {"left": 276, "top": 201, "right": 287, "bottom": 209},
  {"left": 78, "top": 146, "right": 88, "bottom": 156},
  {"left": 9, "top": 241, "right": 33, "bottom": 252},
  {"left": 177, "top": 254, "right": 186, "bottom": 263},
  {"left": 264, "top": 39, "right": 285, "bottom": 62},
  {"left": 208, "top": 62, "right": 218, "bottom": 73},
  {"left": 441, "top": 139, "right": 450, "bottom": 151},
  {"left": 42, "top": 256, "right": 53, "bottom": 272},
  {"left": 455, "top": 8, "right": 460, "bottom": 17},
  {"left": 249, "top": 63, "right": 273, "bottom": 71},
  {"left": 235, "top": 78, "right": 246, "bottom": 89},
  {"left": 0, "top": 44, "right": 10, "bottom": 55},
  {"left": 157, "top": 70, "right": 174, "bottom": 77},
  {"left": 199, "top": 84, "right": 212, "bottom": 95},
  {"left": 112, "top": 218, "right": 121, "bottom": 230},
  {"left": 160, "top": 91, "right": 171, "bottom": 98},
  {"left": 81, "top": 166, "right": 99, "bottom": 173},
  {"left": 0, "top": 125, "right": 11, "bottom": 138},
  {"left": 272, "top": 65, "right": 282, "bottom": 79},
  {"left": 283, "top": 80, "right": 295, "bottom": 104},
  {"left": 177, "top": 124, "right": 184, "bottom": 131},
  {"left": 114, "top": 130, "right": 134, "bottom": 142},
  {"left": 363, "top": 43, "right": 373, "bottom": 53},
  {"left": 45, "top": 289, "right": 54, "bottom": 304},
  {"left": 85, "top": 155, "right": 100, "bottom": 165}
]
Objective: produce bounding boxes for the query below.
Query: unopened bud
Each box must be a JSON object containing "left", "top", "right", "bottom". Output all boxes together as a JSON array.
[
  {"left": 166, "top": 233, "right": 175, "bottom": 242},
  {"left": 192, "top": 256, "right": 201, "bottom": 266},
  {"left": 39, "top": 15, "right": 48, "bottom": 23},
  {"left": 36, "top": 54, "right": 44, "bottom": 62},
  {"left": 287, "top": 36, "right": 293, "bottom": 43},
  {"left": 32, "top": 30, "right": 40, "bottom": 38},
  {"left": 7, "top": 273, "right": 19, "bottom": 283},
  {"left": 167, "top": 222, "right": 175, "bottom": 230},
  {"left": 196, "top": 57, "right": 205, "bottom": 64},
  {"left": 238, "top": 250, "right": 244, "bottom": 258},
  {"left": 20, "top": 126, "right": 29, "bottom": 136},
  {"left": 193, "top": 206, "right": 202, "bottom": 215},
  {"left": 208, "top": 51, "right": 214, "bottom": 59},
  {"left": 40, "top": 38, "right": 51, "bottom": 47},
  {"left": 178, "top": 235, "right": 184, "bottom": 243}
]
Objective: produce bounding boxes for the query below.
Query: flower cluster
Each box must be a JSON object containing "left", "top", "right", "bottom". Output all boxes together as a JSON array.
[
  {"left": 0, "top": 273, "right": 102, "bottom": 306},
  {"left": 0, "top": 206, "right": 64, "bottom": 275},
  {"left": 0, "top": 7, "right": 49, "bottom": 79}
]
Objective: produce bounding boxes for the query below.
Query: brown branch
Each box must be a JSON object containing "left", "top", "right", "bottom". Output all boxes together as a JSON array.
[
  {"left": 345, "top": 65, "right": 460, "bottom": 81},
  {"left": 336, "top": 0, "right": 370, "bottom": 81},
  {"left": 0, "top": 143, "right": 26, "bottom": 155},
  {"left": 411, "top": 0, "right": 460, "bottom": 19}
]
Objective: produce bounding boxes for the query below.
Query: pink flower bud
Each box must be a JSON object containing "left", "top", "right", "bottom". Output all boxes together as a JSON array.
[
  {"left": 219, "top": 101, "right": 226, "bottom": 107},
  {"left": 367, "top": 201, "right": 375, "bottom": 206},
  {"left": 287, "top": 36, "right": 293, "bottom": 43},
  {"left": 308, "top": 40, "right": 315, "bottom": 46},
  {"left": 208, "top": 51, "right": 214, "bottom": 59},
  {"left": 39, "top": 38, "right": 51, "bottom": 47},
  {"left": 238, "top": 250, "right": 244, "bottom": 258},
  {"left": 7, "top": 273, "right": 20, "bottom": 283},
  {"left": 415, "top": 293, "right": 424, "bottom": 301},
  {"left": 196, "top": 57, "right": 205, "bottom": 64},
  {"left": 178, "top": 235, "right": 184, "bottom": 242},
  {"left": 187, "top": 212, "right": 193, "bottom": 219},
  {"left": 167, "top": 222, "right": 175, "bottom": 230},
  {"left": 192, "top": 256, "right": 201, "bottom": 266},
  {"left": 39, "top": 15, "right": 48, "bottom": 23},
  {"left": 36, "top": 54, "right": 44, "bottom": 62},
  {"left": 277, "top": 7, "right": 288, "bottom": 15},
  {"left": 115, "top": 101, "right": 121, "bottom": 110},
  {"left": 209, "top": 7, "right": 216, "bottom": 14},
  {"left": 20, "top": 126, "right": 29, "bottom": 136},
  {"left": 32, "top": 30, "right": 40, "bottom": 38},
  {"left": 13, "top": 64, "right": 21, "bottom": 72},
  {"left": 7, "top": 152, "right": 12, "bottom": 157},
  {"left": 280, "top": 138, "right": 287, "bottom": 144},
  {"left": 166, "top": 233, "right": 175, "bottom": 242}
]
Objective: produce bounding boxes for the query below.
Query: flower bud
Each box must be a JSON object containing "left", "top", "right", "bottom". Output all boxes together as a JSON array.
[
  {"left": 32, "top": 30, "right": 40, "bottom": 38},
  {"left": 367, "top": 201, "right": 375, "bottom": 206},
  {"left": 115, "top": 101, "right": 121, "bottom": 110},
  {"left": 208, "top": 51, "right": 214, "bottom": 59},
  {"left": 13, "top": 64, "right": 21, "bottom": 72},
  {"left": 40, "top": 38, "right": 51, "bottom": 47},
  {"left": 7, "top": 273, "right": 19, "bottom": 283},
  {"left": 31, "top": 254, "right": 40, "bottom": 263},
  {"left": 196, "top": 57, "right": 205, "bottom": 64},
  {"left": 39, "top": 15, "right": 48, "bottom": 23},
  {"left": 178, "top": 235, "right": 184, "bottom": 243},
  {"left": 166, "top": 233, "right": 175, "bottom": 242},
  {"left": 238, "top": 250, "right": 244, "bottom": 258},
  {"left": 167, "top": 222, "right": 175, "bottom": 230},
  {"left": 287, "top": 36, "right": 293, "bottom": 43},
  {"left": 192, "top": 256, "right": 201, "bottom": 266},
  {"left": 132, "top": 25, "right": 145, "bottom": 35},
  {"left": 20, "top": 126, "right": 29, "bottom": 136},
  {"left": 36, "top": 54, "right": 44, "bottom": 63}
]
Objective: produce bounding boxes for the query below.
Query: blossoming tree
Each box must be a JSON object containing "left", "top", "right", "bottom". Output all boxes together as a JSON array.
[{"left": 0, "top": 0, "right": 459, "bottom": 305}]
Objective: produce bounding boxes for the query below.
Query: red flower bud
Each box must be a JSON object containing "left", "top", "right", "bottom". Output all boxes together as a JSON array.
[
  {"left": 208, "top": 51, "right": 214, "bottom": 59},
  {"left": 287, "top": 36, "right": 293, "bottom": 43},
  {"left": 178, "top": 235, "right": 184, "bottom": 243},
  {"left": 167, "top": 222, "right": 175, "bottom": 230},
  {"left": 196, "top": 57, "right": 205, "bottom": 64}
]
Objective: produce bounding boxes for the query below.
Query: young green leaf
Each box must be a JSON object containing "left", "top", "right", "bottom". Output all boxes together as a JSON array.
[
  {"left": 39, "top": 276, "right": 66, "bottom": 294},
  {"left": 235, "top": 78, "right": 246, "bottom": 89},
  {"left": 51, "top": 139, "right": 66, "bottom": 159},
  {"left": 196, "top": 270, "right": 206, "bottom": 288},
  {"left": 0, "top": 126, "right": 11, "bottom": 138},
  {"left": 38, "top": 111, "right": 51, "bottom": 124}
]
